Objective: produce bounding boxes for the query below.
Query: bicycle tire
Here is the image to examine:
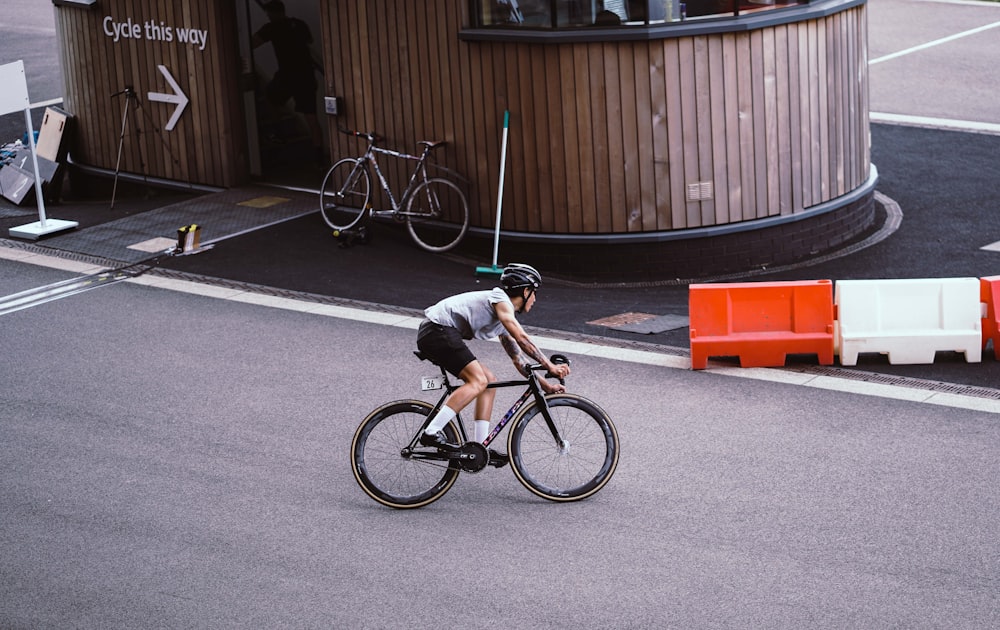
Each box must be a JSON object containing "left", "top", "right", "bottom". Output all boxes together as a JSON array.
[
  {"left": 405, "top": 178, "right": 469, "bottom": 253},
  {"left": 508, "top": 394, "right": 619, "bottom": 502},
  {"left": 350, "top": 399, "right": 461, "bottom": 509},
  {"left": 320, "top": 158, "right": 371, "bottom": 231}
]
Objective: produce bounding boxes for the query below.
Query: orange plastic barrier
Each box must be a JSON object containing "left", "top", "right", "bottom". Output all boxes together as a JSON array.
[
  {"left": 981, "top": 276, "right": 1000, "bottom": 360},
  {"left": 689, "top": 280, "right": 835, "bottom": 369}
]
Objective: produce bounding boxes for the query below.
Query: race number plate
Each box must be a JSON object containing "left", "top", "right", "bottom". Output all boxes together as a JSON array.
[{"left": 421, "top": 375, "right": 444, "bottom": 391}]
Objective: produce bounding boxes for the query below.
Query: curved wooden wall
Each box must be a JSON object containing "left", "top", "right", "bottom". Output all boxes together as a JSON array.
[
  {"left": 54, "top": 0, "right": 247, "bottom": 187},
  {"left": 321, "top": 1, "right": 870, "bottom": 237}
]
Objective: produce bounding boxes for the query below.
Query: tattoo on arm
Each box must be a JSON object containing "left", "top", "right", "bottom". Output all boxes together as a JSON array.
[
  {"left": 500, "top": 334, "right": 530, "bottom": 376},
  {"left": 519, "top": 339, "right": 546, "bottom": 365}
]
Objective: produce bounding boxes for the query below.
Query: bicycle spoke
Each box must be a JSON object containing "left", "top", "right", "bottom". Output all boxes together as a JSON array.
[
  {"left": 509, "top": 395, "right": 619, "bottom": 502},
  {"left": 350, "top": 400, "right": 460, "bottom": 509}
]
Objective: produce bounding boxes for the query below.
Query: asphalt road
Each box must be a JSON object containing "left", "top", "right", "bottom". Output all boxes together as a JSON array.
[
  {"left": 2, "top": 1, "right": 1000, "bottom": 627},
  {"left": 2, "top": 258, "right": 998, "bottom": 628}
]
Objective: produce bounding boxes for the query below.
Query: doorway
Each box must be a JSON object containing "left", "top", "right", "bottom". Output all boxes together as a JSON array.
[{"left": 237, "top": 0, "right": 327, "bottom": 189}]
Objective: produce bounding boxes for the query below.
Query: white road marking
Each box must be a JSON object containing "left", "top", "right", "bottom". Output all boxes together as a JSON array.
[{"left": 3, "top": 244, "right": 999, "bottom": 414}]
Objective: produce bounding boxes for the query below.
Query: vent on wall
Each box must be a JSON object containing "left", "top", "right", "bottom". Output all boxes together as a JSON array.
[{"left": 686, "top": 181, "right": 714, "bottom": 202}]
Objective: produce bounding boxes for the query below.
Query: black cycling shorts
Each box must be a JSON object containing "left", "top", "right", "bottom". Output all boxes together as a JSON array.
[{"left": 417, "top": 320, "right": 476, "bottom": 378}]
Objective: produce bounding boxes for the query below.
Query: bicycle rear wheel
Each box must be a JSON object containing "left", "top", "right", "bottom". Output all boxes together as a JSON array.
[
  {"left": 405, "top": 178, "right": 469, "bottom": 253},
  {"left": 508, "top": 394, "right": 619, "bottom": 502},
  {"left": 320, "top": 158, "right": 371, "bottom": 231},
  {"left": 350, "top": 400, "right": 461, "bottom": 509}
]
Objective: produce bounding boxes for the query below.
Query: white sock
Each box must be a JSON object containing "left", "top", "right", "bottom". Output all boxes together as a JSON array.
[
  {"left": 424, "top": 405, "right": 457, "bottom": 434},
  {"left": 474, "top": 420, "right": 490, "bottom": 443}
]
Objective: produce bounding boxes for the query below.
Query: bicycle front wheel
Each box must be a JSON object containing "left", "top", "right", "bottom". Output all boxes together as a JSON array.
[
  {"left": 508, "top": 394, "right": 619, "bottom": 502},
  {"left": 350, "top": 400, "right": 461, "bottom": 509},
  {"left": 320, "top": 158, "right": 371, "bottom": 231},
  {"left": 405, "top": 178, "right": 469, "bottom": 253}
]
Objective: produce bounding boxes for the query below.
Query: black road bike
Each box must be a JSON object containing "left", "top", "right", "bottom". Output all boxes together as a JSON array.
[{"left": 350, "top": 354, "right": 619, "bottom": 509}]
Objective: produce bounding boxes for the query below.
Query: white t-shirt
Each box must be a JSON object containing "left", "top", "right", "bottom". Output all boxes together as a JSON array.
[{"left": 424, "top": 288, "right": 513, "bottom": 340}]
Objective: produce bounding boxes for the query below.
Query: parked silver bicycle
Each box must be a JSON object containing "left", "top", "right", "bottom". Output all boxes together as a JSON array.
[{"left": 319, "top": 129, "right": 470, "bottom": 253}]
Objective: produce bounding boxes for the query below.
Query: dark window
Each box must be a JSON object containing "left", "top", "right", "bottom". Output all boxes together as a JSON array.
[{"left": 472, "top": 0, "right": 805, "bottom": 28}]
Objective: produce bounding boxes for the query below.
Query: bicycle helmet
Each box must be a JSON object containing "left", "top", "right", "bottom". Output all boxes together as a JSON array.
[{"left": 500, "top": 263, "right": 542, "bottom": 292}]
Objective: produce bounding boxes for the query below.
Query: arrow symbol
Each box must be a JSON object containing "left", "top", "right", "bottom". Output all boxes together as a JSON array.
[{"left": 148, "top": 65, "right": 189, "bottom": 131}]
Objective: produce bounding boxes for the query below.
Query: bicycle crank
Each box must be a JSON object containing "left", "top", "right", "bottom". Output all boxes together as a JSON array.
[{"left": 454, "top": 442, "right": 488, "bottom": 473}]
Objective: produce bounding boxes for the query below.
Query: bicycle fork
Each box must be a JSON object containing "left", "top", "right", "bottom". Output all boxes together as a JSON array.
[{"left": 483, "top": 384, "right": 566, "bottom": 451}]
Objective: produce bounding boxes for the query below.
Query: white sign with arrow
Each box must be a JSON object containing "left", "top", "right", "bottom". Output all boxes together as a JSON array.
[{"left": 148, "top": 65, "right": 189, "bottom": 131}]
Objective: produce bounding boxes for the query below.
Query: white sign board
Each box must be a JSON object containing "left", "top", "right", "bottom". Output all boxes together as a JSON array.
[
  {"left": 1, "top": 59, "right": 78, "bottom": 239},
  {"left": 0, "top": 61, "right": 30, "bottom": 116}
]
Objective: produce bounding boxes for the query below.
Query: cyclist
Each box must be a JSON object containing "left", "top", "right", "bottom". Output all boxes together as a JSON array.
[{"left": 416, "top": 263, "right": 571, "bottom": 466}]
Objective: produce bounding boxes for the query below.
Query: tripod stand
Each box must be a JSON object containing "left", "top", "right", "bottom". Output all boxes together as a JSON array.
[{"left": 110, "top": 86, "right": 139, "bottom": 210}]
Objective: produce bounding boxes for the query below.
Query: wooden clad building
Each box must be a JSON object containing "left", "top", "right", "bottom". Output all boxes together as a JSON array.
[
  {"left": 54, "top": 0, "right": 248, "bottom": 187},
  {"left": 52, "top": 0, "right": 875, "bottom": 279}
]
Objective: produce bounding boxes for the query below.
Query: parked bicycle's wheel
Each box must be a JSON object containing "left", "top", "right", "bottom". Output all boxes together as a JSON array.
[
  {"left": 405, "top": 178, "right": 469, "bottom": 253},
  {"left": 350, "top": 399, "right": 461, "bottom": 509},
  {"left": 320, "top": 158, "right": 371, "bottom": 231},
  {"left": 508, "top": 394, "right": 619, "bottom": 502}
]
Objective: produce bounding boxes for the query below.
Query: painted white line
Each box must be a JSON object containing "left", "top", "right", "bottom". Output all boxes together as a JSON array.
[
  {"left": 869, "top": 20, "right": 1000, "bottom": 65},
  {"left": 871, "top": 112, "right": 1000, "bottom": 136},
  {"left": 4, "top": 244, "right": 1000, "bottom": 414},
  {"left": 981, "top": 240, "right": 1000, "bottom": 253}
]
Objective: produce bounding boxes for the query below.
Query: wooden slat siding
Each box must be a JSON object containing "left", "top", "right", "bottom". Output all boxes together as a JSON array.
[
  {"left": 478, "top": 41, "right": 496, "bottom": 229},
  {"left": 503, "top": 47, "right": 528, "bottom": 232},
  {"left": 316, "top": 0, "right": 869, "bottom": 233},
  {"left": 619, "top": 44, "right": 641, "bottom": 232},
  {"left": 808, "top": 20, "right": 822, "bottom": 207},
  {"left": 787, "top": 25, "right": 803, "bottom": 215},
  {"left": 818, "top": 19, "right": 830, "bottom": 200},
  {"left": 693, "top": 36, "right": 714, "bottom": 227},
  {"left": 847, "top": 9, "right": 856, "bottom": 189},
  {"left": 603, "top": 43, "right": 625, "bottom": 233},
  {"left": 721, "top": 34, "right": 741, "bottom": 223},
  {"left": 775, "top": 26, "right": 792, "bottom": 216},
  {"left": 829, "top": 12, "right": 843, "bottom": 197},
  {"left": 533, "top": 47, "right": 556, "bottom": 233},
  {"left": 795, "top": 24, "right": 810, "bottom": 208},
  {"left": 543, "top": 47, "right": 564, "bottom": 233},
  {"left": 181, "top": 2, "right": 200, "bottom": 182},
  {"left": 861, "top": 7, "right": 871, "bottom": 180},
  {"left": 664, "top": 38, "right": 685, "bottom": 231},
  {"left": 575, "top": 43, "right": 598, "bottom": 233},
  {"left": 708, "top": 36, "right": 727, "bottom": 225},
  {"left": 461, "top": 37, "right": 484, "bottom": 227},
  {"left": 748, "top": 30, "right": 765, "bottom": 219},
  {"left": 648, "top": 41, "right": 670, "bottom": 230},
  {"left": 518, "top": 45, "right": 541, "bottom": 232},
  {"left": 55, "top": 0, "right": 245, "bottom": 186},
  {"left": 384, "top": 4, "right": 403, "bottom": 168},
  {"left": 677, "top": 38, "right": 698, "bottom": 227},
  {"left": 447, "top": 12, "right": 472, "bottom": 204},
  {"left": 59, "top": 1, "right": 871, "bottom": 225}
]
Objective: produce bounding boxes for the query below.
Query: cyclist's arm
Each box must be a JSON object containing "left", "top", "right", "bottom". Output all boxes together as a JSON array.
[{"left": 495, "top": 301, "right": 571, "bottom": 380}]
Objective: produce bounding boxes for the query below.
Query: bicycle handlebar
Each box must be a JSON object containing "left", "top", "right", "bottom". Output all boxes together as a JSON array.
[
  {"left": 533, "top": 353, "right": 571, "bottom": 384},
  {"left": 338, "top": 127, "right": 381, "bottom": 143}
]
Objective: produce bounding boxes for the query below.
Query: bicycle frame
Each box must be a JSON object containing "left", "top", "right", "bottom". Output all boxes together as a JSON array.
[
  {"left": 355, "top": 139, "right": 432, "bottom": 218},
  {"left": 408, "top": 365, "right": 565, "bottom": 454}
]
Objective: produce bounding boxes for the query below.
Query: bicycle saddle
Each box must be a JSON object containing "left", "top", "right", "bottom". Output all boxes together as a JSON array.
[
  {"left": 414, "top": 351, "right": 439, "bottom": 366},
  {"left": 417, "top": 140, "right": 447, "bottom": 150}
]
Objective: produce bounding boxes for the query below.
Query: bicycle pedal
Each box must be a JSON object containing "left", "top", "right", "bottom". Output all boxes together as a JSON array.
[
  {"left": 419, "top": 431, "right": 460, "bottom": 452},
  {"left": 487, "top": 449, "right": 509, "bottom": 469}
]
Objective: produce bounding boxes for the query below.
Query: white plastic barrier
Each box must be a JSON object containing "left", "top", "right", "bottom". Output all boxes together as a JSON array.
[{"left": 835, "top": 278, "right": 983, "bottom": 366}]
